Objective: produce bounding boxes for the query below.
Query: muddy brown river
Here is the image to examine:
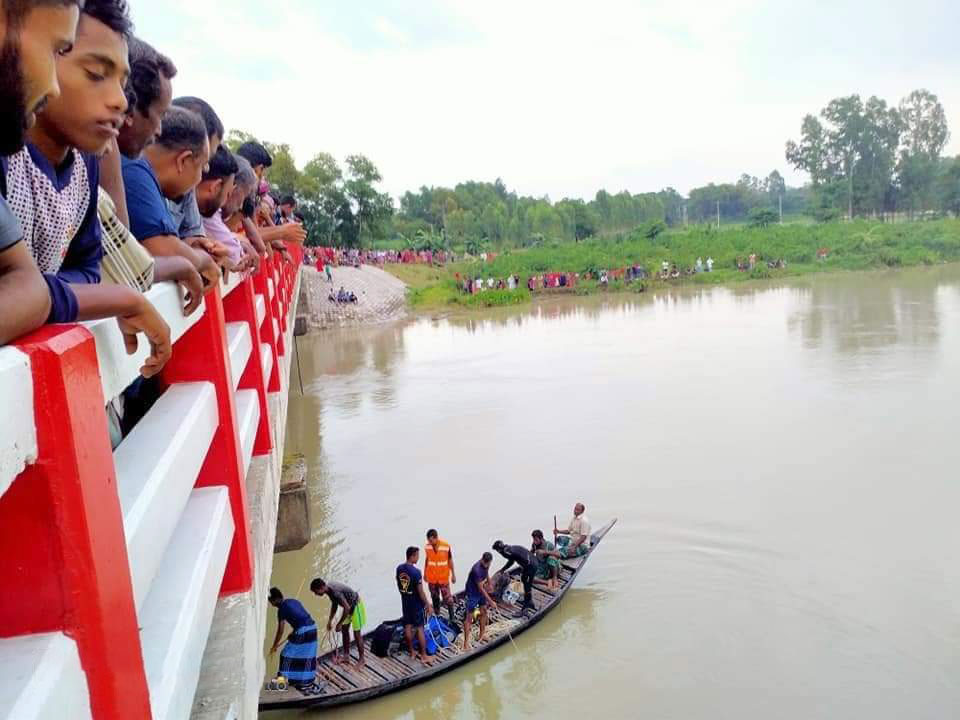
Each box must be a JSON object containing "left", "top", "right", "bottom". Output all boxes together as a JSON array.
[{"left": 266, "top": 265, "right": 960, "bottom": 719}]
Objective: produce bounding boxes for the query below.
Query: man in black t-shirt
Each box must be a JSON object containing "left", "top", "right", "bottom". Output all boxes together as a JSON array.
[
  {"left": 0, "top": 1, "right": 81, "bottom": 343},
  {"left": 492, "top": 540, "right": 539, "bottom": 612}
]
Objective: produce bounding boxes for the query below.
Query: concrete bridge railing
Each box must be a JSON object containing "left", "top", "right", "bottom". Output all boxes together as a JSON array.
[{"left": 0, "top": 245, "right": 302, "bottom": 720}]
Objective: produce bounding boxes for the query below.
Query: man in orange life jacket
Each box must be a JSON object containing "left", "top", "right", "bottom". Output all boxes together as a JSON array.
[{"left": 424, "top": 528, "right": 457, "bottom": 627}]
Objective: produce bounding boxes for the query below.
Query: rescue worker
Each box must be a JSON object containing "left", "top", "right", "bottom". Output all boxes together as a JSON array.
[
  {"left": 492, "top": 540, "right": 539, "bottom": 612},
  {"left": 424, "top": 528, "right": 457, "bottom": 627}
]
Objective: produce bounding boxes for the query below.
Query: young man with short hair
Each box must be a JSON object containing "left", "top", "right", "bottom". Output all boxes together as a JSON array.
[
  {"left": 396, "top": 546, "right": 434, "bottom": 665},
  {"left": 462, "top": 551, "right": 500, "bottom": 651},
  {"left": 195, "top": 145, "right": 245, "bottom": 270},
  {"left": 424, "top": 528, "right": 457, "bottom": 628},
  {"left": 0, "top": 0, "right": 81, "bottom": 343},
  {"left": 123, "top": 105, "right": 215, "bottom": 287},
  {"left": 217, "top": 154, "right": 262, "bottom": 272},
  {"left": 119, "top": 35, "right": 176, "bottom": 159},
  {"left": 237, "top": 140, "right": 305, "bottom": 250},
  {"left": 3, "top": 0, "right": 171, "bottom": 375},
  {"left": 169, "top": 96, "right": 226, "bottom": 264},
  {"left": 309, "top": 577, "right": 366, "bottom": 668},
  {"left": 276, "top": 194, "right": 296, "bottom": 224}
]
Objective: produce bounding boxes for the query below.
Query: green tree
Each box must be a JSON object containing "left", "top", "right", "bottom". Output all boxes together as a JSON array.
[
  {"left": 748, "top": 207, "right": 778, "bottom": 228},
  {"left": 897, "top": 90, "right": 950, "bottom": 215}
]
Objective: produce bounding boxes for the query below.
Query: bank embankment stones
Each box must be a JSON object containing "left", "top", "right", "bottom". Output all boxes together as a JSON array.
[{"left": 301, "top": 265, "right": 407, "bottom": 329}]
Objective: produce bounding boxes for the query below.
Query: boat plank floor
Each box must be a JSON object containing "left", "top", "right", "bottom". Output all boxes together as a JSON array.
[
  {"left": 322, "top": 662, "right": 366, "bottom": 690},
  {"left": 359, "top": 655, "right": 401, "bottom": 681},
  {"left": 377, "top": 655, "right": 414, "bottom": 678},
  {"left": 339, "top": 659, "right": 385, "bottom": 687},
  {"left": 314, "top": 665, "right": 354, "bottom": 692},
  {"left": 388, "top": 652, "right": 427, "bottom": 674},
  {"left": 346, "top": 650, "right": 394, "bottom": 684}
]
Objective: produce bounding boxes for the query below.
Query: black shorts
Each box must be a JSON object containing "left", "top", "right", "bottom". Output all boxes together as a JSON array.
[{"left": 402, "top": 605, "right": 425, "bottom": 627}]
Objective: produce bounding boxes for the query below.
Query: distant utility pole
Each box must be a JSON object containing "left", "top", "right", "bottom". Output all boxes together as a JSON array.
[
  {"left": 683, "top": 204, "right": 688, "bottom": 228},
  {"left": 779, "top": 194, "right": 783, "bottom": 225},
  {"left": 716, "top": 201, "right": 720, "bottom": 230}
]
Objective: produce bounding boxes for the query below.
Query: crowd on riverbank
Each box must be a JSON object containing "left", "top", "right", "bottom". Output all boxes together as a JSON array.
[{"left": 307, "top": 247, "right": 454, "bottom": 269}]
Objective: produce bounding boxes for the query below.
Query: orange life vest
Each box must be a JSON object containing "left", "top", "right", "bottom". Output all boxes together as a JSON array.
[{"left": 424, "top": 540, "right": 451, "bottom": 584}]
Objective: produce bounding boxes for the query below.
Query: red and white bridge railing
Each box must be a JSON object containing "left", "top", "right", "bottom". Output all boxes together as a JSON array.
[{"left": 0, "top": 245, "right": 302, "bottom": 720}]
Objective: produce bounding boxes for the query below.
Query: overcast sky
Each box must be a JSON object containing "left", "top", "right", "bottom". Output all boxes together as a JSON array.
[{"left": 131, "top": 0, "right": 960, "bottom": 201}]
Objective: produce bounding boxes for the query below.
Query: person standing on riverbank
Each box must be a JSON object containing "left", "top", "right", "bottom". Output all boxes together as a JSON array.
[
  {"left": 424, "top": 529, "right": 457, "bottom": 628},
  {"left": 310, "top": 578, "right": 366, "bottom": 668},
  {"left": 396, "top": 546, "right": 435, "bottom": 665}
]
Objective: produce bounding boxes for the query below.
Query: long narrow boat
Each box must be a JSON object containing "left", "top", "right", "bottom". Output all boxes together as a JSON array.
[{"left": 259, "top": 519, "right": 617, "bottom": 712}]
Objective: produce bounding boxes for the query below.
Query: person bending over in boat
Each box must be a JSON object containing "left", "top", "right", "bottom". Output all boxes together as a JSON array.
[
  {"left": 268, "top": 587, "right": 320, "bottom": 690},
  {"left": 551, "top": 503, "right": 592, "bottom": 558},
  {"left": 310, "top": 578, "right": 366, "bottom": 668},
  {"left": 424, "top": 528, "right": 458, "bottom": 628},
  {"left": 492, "top": 541, "right": 539, "bottom": 612},
  {"left": 462, "top": 552, "right": 502, "bottom": 651},
  {"left": 531, "top": 530, "right": 561, "bottom": 590},
  {"left": 396, "top": 546, "right": 436, "bottom": 665}
]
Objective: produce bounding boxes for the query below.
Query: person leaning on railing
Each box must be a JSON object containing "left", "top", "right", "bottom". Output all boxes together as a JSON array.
[
  {"left": 0, "top": 0, "right": 83, "bottom": 345},
  {"left": 1, "top": 0, "right": 171, "bottom": 376}
]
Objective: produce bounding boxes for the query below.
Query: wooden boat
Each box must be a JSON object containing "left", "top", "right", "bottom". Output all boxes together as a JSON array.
[{"left": 259, "top": 519, "right": 617, "bottom": 712}]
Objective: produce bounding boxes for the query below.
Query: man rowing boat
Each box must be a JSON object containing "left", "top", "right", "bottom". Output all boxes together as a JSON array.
[
  {"left": 310, "top": 578, "right": 366, "bottom": 668},
  {"left": 551, "top": 502, "right": 592, "bottom": 558}
]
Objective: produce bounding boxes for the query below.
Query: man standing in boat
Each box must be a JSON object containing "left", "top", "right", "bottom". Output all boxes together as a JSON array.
[
  {"left": 267, "top": 587, "right": 320, "bottom": 691},
  {"left": 553, "top": 502, "right": 592, "bottom": 558},
  {"left": 424, "top": 528, "right": 457, "bottom": 628},
  {"left": 462, "top": 552, "right": 501, "bottom": 651},
  {"left": 492, "top": 540, "right": 539, "bottom": 612},
  {"left": 396, "top": 546, "right": 435, "bottom": 665},
  {"left": 310, "top": 578, "right": 366, "bottom": 668}
]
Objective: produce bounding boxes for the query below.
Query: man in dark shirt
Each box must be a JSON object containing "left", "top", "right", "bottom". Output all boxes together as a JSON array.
[
  {"left": 463, "top": 552, "right": 500, "bottom": 651},
  {"left": 0, "top": 1, "right": 81, "bottom": 342},
  {"left": 310, "top": 577, "right": 366, "bottom": 667},
  {"left": 123, "top": 105, "right": 217, "bottom": 288},
  {"left": 396, "top": 546, "right": 435, "bottom": 665},
  {"left": 493, "top": 540, "right": 539, "bottom": 612},
  {"left": 267, "top": 587, "right": 318, "bottom": 689}
]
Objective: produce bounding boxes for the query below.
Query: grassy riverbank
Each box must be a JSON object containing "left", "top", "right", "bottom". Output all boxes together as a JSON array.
[{"left": 384, "top": 219, "right": 960, "bottom": 310}]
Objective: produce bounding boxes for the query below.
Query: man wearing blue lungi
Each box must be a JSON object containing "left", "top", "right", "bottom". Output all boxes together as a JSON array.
[{"left": 268, "top": 587, "right": 318, "bottom": 689}]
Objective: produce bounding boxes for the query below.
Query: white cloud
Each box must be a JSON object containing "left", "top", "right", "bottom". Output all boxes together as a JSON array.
[{"left": 132, "top": 0, "right": 960, "bottom": 201}]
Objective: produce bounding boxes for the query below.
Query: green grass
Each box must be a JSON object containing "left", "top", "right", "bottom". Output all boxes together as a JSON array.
[{"left": 389, "top": 219, "right": 960, "bottom": 310}]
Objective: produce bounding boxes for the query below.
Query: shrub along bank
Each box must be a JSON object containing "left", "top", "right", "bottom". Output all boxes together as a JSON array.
[{"left": 386, "top": 219, "right": 960, "bottom": 310}]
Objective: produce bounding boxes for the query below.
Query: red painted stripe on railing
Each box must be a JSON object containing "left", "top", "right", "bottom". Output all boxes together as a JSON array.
[
  {"left": 0, "top": 325, "right": 152, "bottom": 719},
  {"left": 224, "top": 276, "right": 273, "bottom": 456},
  {"left": 160, "top": 285, "right": 253, "bottom": 596}
]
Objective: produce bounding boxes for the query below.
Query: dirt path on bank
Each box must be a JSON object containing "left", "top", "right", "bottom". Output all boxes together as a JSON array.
[{"left": 301, "top": 265, "right": 407, "bottom": 329}]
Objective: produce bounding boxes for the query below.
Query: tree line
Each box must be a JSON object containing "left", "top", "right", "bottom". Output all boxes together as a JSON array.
[
  {"left": 229, "top": 86, "right": 958, "bottom": 249},
  {"left": 786, "top": 89, "right": 956, "bottom": 220}
]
